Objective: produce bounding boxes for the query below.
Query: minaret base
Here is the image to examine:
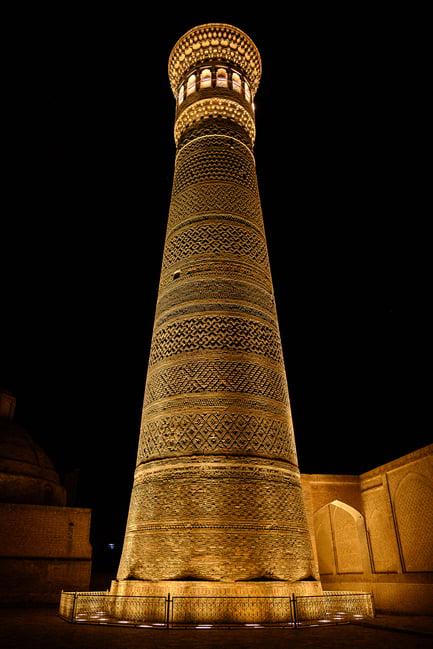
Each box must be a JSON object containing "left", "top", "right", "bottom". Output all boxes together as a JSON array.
[
  {"left": 110, "top": 578, "right": 322, "bottom": 598},
  {"left": 110, "top": 579, "right": 322, "bottom": 624}
]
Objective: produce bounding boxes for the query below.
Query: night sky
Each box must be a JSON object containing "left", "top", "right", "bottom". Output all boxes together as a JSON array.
[{"left": 3, "top": 7, "right": 430, "bottom": 565}]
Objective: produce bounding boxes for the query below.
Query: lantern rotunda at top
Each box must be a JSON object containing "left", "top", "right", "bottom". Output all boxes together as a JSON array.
[{"left": 168, "top": 23, "right": 262, "bottom": 98}]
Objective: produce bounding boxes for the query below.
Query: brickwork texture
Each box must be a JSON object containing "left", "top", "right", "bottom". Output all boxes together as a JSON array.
[
  {"left": 0, "top": 503, "right": 92, "bottom": 602},
  {"left": 303, "top": 444, "right": 433, "bottom": 614}
]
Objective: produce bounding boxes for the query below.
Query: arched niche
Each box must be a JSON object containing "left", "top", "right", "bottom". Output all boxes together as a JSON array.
[
  {"left": 313, "top": 500, "right": 371, "bottom": 576},
  {"left": 216, "top": 68, "right": 228, "bottom": 88},
  {"left": 232, "top": 72, "right": 242, "bottom": 93},
  {"left": 200, "top": 68, "right": 212, "bottom": 89},
  {"left": 186, "top": 73, "right": 196, "bottom": 96}
]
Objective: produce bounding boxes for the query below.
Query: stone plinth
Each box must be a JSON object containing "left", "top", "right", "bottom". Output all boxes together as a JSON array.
[
  {"left": 110, "top": 579, "right": 322, "bottom": 624},
  {"left": 110, "top": 578, "right": 322, "bottom": 598}
]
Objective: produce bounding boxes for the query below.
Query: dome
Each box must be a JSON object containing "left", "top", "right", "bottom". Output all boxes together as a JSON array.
[{"left": 0, "top": 391, "right": 66, "bottom": 506}]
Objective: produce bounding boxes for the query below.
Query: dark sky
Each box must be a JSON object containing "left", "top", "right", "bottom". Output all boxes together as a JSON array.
[{"left": 3, "top": 7, "right": 430, "bottom": 555}]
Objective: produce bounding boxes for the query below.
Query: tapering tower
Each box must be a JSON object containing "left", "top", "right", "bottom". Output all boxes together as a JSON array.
[{"left": 113, "top": 23, "right": 321, "bottom": 603}]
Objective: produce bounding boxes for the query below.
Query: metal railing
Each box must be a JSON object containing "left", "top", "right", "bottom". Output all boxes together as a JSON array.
[
  {"left": 59, "top": 592, "right": 168, "bottom": 628},
  {"left": 295, "top": 592, "right": 375, "bottom": 627},
  {"left": 59, "top": 589, "right": 374, "bottom": 629},
  {"left": 171, "top": 595, "right": 294, "bottom": 627}
]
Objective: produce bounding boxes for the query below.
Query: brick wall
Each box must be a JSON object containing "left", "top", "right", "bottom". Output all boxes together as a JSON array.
[
  {"left": 0, "top": 503, "right": 92, "bottom": 603},
  {"left": 302, "top": 444, "right": 433, "bottom": 614}
]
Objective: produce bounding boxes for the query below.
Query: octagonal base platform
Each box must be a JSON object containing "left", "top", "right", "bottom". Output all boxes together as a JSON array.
[
  {"left": 109, "top": 579, "right": 322, "bottom": 625},
  {"left": 110, "top": 578, "right": 322, "bottom": 598}
]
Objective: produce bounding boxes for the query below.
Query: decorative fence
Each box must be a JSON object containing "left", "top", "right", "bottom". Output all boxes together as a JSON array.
[
  {"left": 59, "top": 592, "right": 168, "bottom": 628},
  {"left": 59, "top": 590, "right": 374, "bottom": 628},
  {"left": 295, "top": 592, "right": 374, "bottom": 627},
  {"left": 171, "top": 595, "right": 294, "bottom": 627}
]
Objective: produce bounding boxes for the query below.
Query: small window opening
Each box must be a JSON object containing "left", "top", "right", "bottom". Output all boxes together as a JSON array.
[
  {"left": 187, "top": 74, "right": 196, "bottom": 96},
  {"left": 173, "top": 270, "right": 181, "bottom": 280},
  {"left": 216, "top": 68, "right": 228, "bottom": 88},
  {"left": 200, "top": 69, "right": 212, "bottom": 89},
  {"left": 178, "top": 85, "right": 185, "bottom": 105},
  {"left": 232, "top": 72, "right": 242, "bottom": 93}
]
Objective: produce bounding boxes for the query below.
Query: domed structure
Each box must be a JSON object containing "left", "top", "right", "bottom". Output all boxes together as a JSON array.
[
  {"left": 0, "top": 390, "right": 66, "bottom": 506},
  {"left": 0, "top": 389, "right": 92, "bottom": 603}
]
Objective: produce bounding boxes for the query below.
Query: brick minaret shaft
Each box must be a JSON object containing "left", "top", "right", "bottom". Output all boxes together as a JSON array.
[{"left": 117, "top": 24, "right": 319, "bottom": 584}]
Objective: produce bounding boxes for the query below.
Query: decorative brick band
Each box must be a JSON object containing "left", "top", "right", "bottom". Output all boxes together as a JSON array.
[{"left": 174, "top": 98, "right": 256, "bottom": 145}]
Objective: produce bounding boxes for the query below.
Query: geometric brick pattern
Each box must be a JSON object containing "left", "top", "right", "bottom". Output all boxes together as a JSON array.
[
  {"left": 394, "top": 472, "right": 433, "bottom": 572},
  {"left": 143, "top": 358, "right": 290, "bottom": 405},
  {"left": 148, "top": 315, "right": 283, "bottom": 366},
  {"left": 168, "top": 182, "right": 263, "bottom": 229},
  {"left": 155, "top": 278, "right": 275, "bottom": 320},
  {"left": 137, "top": 410, "right": 296, "bottom": 462},
  {"left": 117, "top": 457, "right": 319, "bottom": 582},
  {"left": 162, "top": 221, "right": 269, "bottom": 271},
  {"left": 172, "top": 139, "right": 259, "bottom": 195}
]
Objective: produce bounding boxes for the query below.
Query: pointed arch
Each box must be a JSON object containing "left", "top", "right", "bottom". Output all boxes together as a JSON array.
[{"left": 313, "top": 500, "right": 370, "bottom": 576}]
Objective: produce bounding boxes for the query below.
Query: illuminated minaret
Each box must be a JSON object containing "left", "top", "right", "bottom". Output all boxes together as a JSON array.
[{"left": 113, "top": 23, "right": 321, "bottom": 605}]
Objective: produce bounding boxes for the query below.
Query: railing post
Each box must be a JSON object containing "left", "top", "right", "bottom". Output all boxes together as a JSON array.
[
  {"left": 370, "top": 592, "right": 376, "bottom": 618},
  {"left": 166, "top": 593, "right": 171, "bottom": 629},
  {"left": 71, "top": 592, "right": 78, "bottom": 623},
  {"left": 291, "top": 593, "right": 298, "bottom": 628}
]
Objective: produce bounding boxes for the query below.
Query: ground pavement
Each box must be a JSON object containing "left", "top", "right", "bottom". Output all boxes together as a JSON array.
[{"left": 0, "top": 606, "right": 432, "bottom": 649}]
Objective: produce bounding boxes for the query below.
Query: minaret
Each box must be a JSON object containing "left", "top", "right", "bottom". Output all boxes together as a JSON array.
[{"left": 113, "top": 23, "right": 321, "bottom": 607}]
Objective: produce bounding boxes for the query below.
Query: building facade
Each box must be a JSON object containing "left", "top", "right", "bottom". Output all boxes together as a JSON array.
[
  {"left": 0, "top": 391, "right": 92, "bottom": 603},
  {"left": 302, "top": 444, "right": 433, "bottom": 614}
]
